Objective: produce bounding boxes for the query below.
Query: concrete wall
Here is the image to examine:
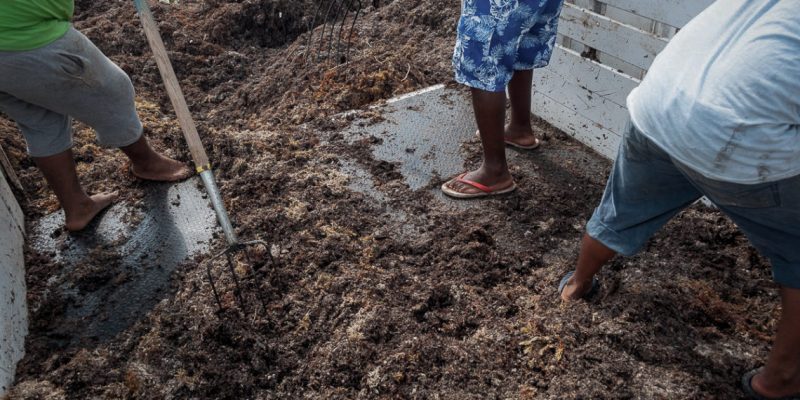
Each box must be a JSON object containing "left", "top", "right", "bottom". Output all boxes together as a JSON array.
[{"left": 0, "top": 166, "right": 26, "bottom": 396}]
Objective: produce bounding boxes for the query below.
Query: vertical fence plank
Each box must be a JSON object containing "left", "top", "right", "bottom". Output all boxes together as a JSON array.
[
  {"left": 533, "top": 0, "right": 707, "bottom": 159},
  {"left": 0, "top": 167, "right": 26, "bottom": 397}
]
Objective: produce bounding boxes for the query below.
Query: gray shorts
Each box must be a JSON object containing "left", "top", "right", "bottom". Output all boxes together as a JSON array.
[{"left": 0, "top": 27, "right": 142, "bottom": 157}]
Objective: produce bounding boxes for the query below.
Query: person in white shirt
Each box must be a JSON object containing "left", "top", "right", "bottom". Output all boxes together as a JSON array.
[{"left": 558, "top": 1, "right": 800, "bottom": 398}]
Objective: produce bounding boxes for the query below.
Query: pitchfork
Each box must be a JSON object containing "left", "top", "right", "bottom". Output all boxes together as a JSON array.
[
  {"left": 304, "top": 0, "right": 364, "bottom": 63},
  {"left": 134, "top": 0, "right": 270, "bottom": 312}
]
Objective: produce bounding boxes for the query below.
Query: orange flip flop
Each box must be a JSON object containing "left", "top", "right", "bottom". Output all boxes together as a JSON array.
[{"left": 441, "top": 173, "right": 517, "bottom": 199}]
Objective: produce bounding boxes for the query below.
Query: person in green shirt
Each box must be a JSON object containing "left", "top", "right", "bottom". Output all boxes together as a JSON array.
[
  {"left": 0, "top": 0, "right": 192, "bottom": 231},
  {"left": 0, "top": 0, "right": 74, "bottom": 51}
]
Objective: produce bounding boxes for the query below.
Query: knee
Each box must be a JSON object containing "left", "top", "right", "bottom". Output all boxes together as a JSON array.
[{"left": 91, "top": 62, "right": 136, "bottom": 101}]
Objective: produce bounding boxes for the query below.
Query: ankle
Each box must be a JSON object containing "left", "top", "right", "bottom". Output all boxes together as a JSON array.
[
  {"left": 575, "top": 274, "right": 594, "bottom": 285},
  {"left": 131, "top": 152, "right": 177, "bottom": 173},
  {"left": 571, "top": 276, "right": 595, "bottom": 293},
  {"left": 129, "top": 151, "right": 163, "bottom": 167},
  {"left": 478, "top": 164, "right": 510, "bottom": 178},
  {"left": 509, "top": 120, "right": 531, "bottom": 130},
  {"left": 60, "top": 193, "right": 94, "bottom": 213},
  {"left": 121, "top": 138, "right": 162, "bottom": 165},
  {"left": 768, "top": 368, "right": 800, "bottom": 386},
  {"left": 758, "top": 366, "right": 800, "bottom": 393},
  {"left": 507, "top": 120, "right": 532, "bottom": 132}
]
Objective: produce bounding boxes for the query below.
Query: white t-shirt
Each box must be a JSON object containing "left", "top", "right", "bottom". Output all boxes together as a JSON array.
[{"left": 627, "top": 0, "right": 800, "bottom": 184}]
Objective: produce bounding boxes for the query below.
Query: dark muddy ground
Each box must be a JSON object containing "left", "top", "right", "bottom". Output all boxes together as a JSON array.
[{"left": 0, "top": 0, "right": 779, "bottom": 399}]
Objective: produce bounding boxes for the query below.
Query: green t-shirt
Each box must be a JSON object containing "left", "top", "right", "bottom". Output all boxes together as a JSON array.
[{"left": 0, "top": 0, "right": 74, "bottom": 51}]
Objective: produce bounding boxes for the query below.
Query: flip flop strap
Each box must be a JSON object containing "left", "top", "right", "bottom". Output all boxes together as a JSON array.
[
  {"left": 742, "top": 369, "right": 769, "bottom": 400},
  {"left": 455, "top": 174, "right": 492, "bottom": 193}
]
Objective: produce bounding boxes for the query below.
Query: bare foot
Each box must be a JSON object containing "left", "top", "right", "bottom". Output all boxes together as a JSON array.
[
  {"left": 131, "top": 154, "right": 192, "bottom": 182},
  {"left": 64, "top": 191, "right": 118, "bottom": 232}
]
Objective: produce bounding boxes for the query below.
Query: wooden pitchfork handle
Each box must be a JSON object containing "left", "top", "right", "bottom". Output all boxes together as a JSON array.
[{"left": 133, "top": 0, "right": 239, "bottom": 246}]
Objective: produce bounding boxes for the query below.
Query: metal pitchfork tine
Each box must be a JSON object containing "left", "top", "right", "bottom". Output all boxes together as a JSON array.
[
  {"left": 316, "top": 0, "right": 340, "bottom": 61},
  {"left": 345, "top": 0, "right": 363, "bottom": 62},
  {"left": 133, "top": 0, "right": 270, "bottom": 312},
  {"left": 330, "top": 0, "right": 360, "bottom": 62},
  {"left": 332, "top": 0, "right": 351, "bottom": 61},
  {"left": 304, "top": 0, "right": 363, "bottom": 63},
  {"left": 304, "top": 0, "right": 325, "bottom": 61},
  {"left": 324, "top": 0, "right": 347, "bottom": 61}
]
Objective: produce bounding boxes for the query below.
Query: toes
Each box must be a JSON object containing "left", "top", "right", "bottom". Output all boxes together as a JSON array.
[
  {"left": 91, "top": 192, "right": 118, "bottom": 212},
  {"left": 167, "top": 166, "right": 192, "bottom": 182},
  {"left": 445, "top": 180, "right": 479, "bottom": 195},
  {"left": 101, "top": 191, "right": 120, "bottom": 205},
  {"left": 177, "top": 165, "right": 193, "bottom": 180}
]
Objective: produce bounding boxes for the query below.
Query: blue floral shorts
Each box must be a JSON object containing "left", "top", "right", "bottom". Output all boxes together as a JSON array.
[{"left": 453, "top": 0, "right": 564, "bottom": 92}]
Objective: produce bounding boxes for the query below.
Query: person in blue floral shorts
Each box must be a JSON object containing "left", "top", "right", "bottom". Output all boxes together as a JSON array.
[{"left": 442, "top": 0, "right": 563, "bottom": 198}]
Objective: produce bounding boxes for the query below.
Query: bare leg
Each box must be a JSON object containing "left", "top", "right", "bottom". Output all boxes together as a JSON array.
[
  {"left": 444, "top": 88, "right": 513, "bottom": 195},
  {"left": 33, "top": 150, "right": 117, "bottom": 232},
  {"left": 505, "top": 70, "right": 539, "bottom": 148},
  {"left": 561, "top": 233, "right": 617, "bottom": 301},
  {"left": 751, "top": 286, "right": 800, "bottom": 397},
  {"left": 121, "top": 136, "right": 192, "bottom": 182}
]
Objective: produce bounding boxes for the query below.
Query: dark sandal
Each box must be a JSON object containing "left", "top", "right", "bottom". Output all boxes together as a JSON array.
[
  {"left": 558, "top": 271, "right": 599, "bottom": 300},
  {"left": 742, "top": 369, "right": 800, "bottom": 400}
]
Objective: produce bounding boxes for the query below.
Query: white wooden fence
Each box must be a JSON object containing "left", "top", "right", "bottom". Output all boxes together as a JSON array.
[
  {"left": 533, "top": 0, "right": 714, "bottom": 159},
  {"left": 0, "top": 165, "right": 26, "bottom": 397}
]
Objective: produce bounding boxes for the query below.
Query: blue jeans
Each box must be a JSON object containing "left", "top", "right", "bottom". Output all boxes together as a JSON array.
[{"left": 588, "top": 121, "right": 800, "bottom": 288}]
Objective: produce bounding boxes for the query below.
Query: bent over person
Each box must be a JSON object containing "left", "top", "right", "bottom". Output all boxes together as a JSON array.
[
  {"left": 558, "top": 1, "right": 800, "bottom": 398},
  {"left": 0, "top": 1, "right": 191, "bottom": 231},
  {"left": 442, "top": 0, "right": 563, "bottom": 198}
]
